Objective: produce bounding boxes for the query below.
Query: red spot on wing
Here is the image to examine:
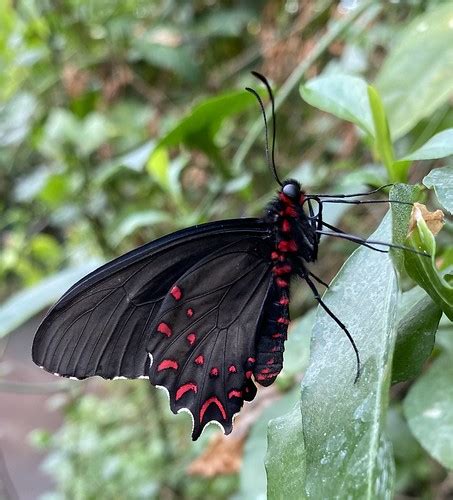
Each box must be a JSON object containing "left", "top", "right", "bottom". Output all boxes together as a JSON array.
[
  {"left": 186, "top": 308, "right": 194, "bottom": 318},
  {"left": 277, "top": 317, "right": 290, "bottom": 325},
  {"left": 176, "top": 383, "right": 197, "bottom": 400},
  {"left": 157, "top": 322, "right": 172, "bottom": 337},
  {"left": 199, "top": 397, "right": 227, "bottom": 423},
  {"left": 170, "top": 286, "right": 182, "bottom": 300},
  {"left": 261, "top": 368, "right": 271, "bottom": 374},
  {"left": 228, "top": 365, "right": 237, "bottom": 373},
  {"left": 279, "top": 297, "right": 289, "bottom": 305},
  {"left": 195, "top": 355, "right": 204, "bottom": 365},
  {"left": 228, "top": 390, "right": 242, "bottom": 399},
  {"left": 245, "top": 370, "right": 253, "bottom": 379},
  {"left": 187, "top": 333, "right": 196, "bottom": 345},
  {"left": 271, "top": 251, "right": 279, "bottom": 261},
  {"left": 267, "top": 358, "right": 275, "bottom": 365},
  {"left": 210, "top": 367, "right": 219, "bottom": 377},
  {"left": 157, "top": 359, "right": 179, "bottom": 371},
  {"left": 272, "top": 333, "right": 283, "bottom": 339},
  {"left": 247, "top": 357, "right": 256, "bottom": 364}
]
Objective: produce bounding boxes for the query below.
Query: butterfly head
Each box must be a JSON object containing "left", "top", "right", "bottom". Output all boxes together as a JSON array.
[{"left": 281, "top": 179, "right": 300, "bottom": 199}]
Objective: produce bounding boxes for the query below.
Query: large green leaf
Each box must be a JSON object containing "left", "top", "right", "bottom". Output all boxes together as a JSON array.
[
  {"left": 300, "top": 75, "right": 374, "bottom": 137},
  {"left": 423, "top": 165, "right": 453, "bottom": 214},
  {"left": 300, "top": 212, "right": 398, "bottom": 498},
  {"left": 402, "top": 129, "right": 453, "bottom": 162},
  {"left": 0, "top": 260, "right": 103, "bottom": 338},
  {"left": 404, "top": 353, "right": 453, "bottom": 470},
  {"left": 375, "top": 3, "right": 453, "bottom": 139},
  {"left": 392, "top": 286, "right": 441, "bottom": 384},
  {"left": 266, "top": 403, "right": 305, "bottom": 499},
  {"left": 238, "top": 389, "right": 299, "bottom": 500}
]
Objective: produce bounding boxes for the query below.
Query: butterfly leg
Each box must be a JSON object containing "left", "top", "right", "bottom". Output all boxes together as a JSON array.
[{"left": 299, "top": 268, "right": 361, "bottom": 383}]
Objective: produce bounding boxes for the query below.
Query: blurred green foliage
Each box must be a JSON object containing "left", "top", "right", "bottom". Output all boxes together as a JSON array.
[{"left": 1, "top": 0, "right": 452, "bottom": 498}]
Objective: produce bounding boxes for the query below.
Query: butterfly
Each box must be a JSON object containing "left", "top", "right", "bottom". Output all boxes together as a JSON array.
[{"left": 32, "top": 72, "right": 420, "bottom": 440}]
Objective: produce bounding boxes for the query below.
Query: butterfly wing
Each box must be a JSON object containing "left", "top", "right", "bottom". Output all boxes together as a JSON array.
[
  {"left": 147, "top": 237, "right": 274, "bottom": 439},
  {"left": 32, "top": 219, "right": 271, "bottom": 380}
]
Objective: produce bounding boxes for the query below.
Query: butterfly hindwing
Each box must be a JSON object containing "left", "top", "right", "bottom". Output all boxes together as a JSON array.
[
  {"left": 147, "top": 238, "right": 273, "bottom": 439},
  {"left": 32, "top": 219, "right": 270, "bottom": 380}
]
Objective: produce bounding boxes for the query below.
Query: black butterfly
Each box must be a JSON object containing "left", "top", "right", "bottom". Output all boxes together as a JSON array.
[{"left": 32, "top": 73, "right": 421, "bottom": 440}]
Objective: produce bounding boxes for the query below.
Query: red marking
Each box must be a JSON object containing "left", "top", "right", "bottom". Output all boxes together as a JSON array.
[
  {"left": 247, "top": 357, "right": 256, "bottom": 363},
  {"left": 157, "top": 322, "right": 172, "bottom": 337},
  {"left": 277, "top": 317, "right": 290, "bottom": 325},
  {"left": 256, "top": 372, "right": 277, "bottom": 381},
  {"left": 299, "top": 193, "right": 305, "bottom": 204},
  {"left": 245, "top": 370, "right": 253, "bottom": 379},
  {"left": 267, "top": 358, "right": 275, "bottom": 365},
  {"left": 200, "top": 397, "right": 226, "bottom": 422},
  {"left": 284, "top": 206, "right": 298, "bottom": 217},
  {"left": 273, "top": 264, "right": 292, "bottom": 276},
  {"left": 195, "top": 355, "right": 204, "bottom": 365},
  {"left": 272, "top": 333, "right": 284, "bottom": 339},
  {"left": 228, "top": 365, "right": 237, "bottom": 373},
  {"left": 279, "top": 297, "right": 289, "bottom": 305},
  {"left": 271, "top": 346, "right": 280, "bottom": 352},
  {"left": 187, "top": 333, "right": 196, "bottom": 345},
  {"left": 228, "top": 390, "right": 242, "bottom": 399},
  {"left": 278, "top": 192, "right": 292, "bottom": 204},
  {"left": 276, "top": 278, "right": 289, "bottom": 288},
  {"left": 186, "top": 308, "right": 194, "bottom": 318},
  {"left": 157, "top": 359, "right": 178, "bottom": 371},
  {"left": 271, "top": 251, "right": 280, "bottom": 261},
  {"left": 282, "top": 219, "right": 291, "bottom": 232},
  {"left": 210, "top": 367, "right": 219, "bottom": 377},
  {"left": 176, "top": 383, "right": 197, "bottom": 400},
  {"left": 278, "top": 240, "right": 298, "bottom": 252},
  {"left": 170, "top": 286, "right": 182, "bottom": 300},
  {"left": 261, "top": 368, "right": 271, "bottom": 374}
]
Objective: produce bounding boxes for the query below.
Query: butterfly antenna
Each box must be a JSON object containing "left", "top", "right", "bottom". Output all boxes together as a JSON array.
[{"left": 245, "top": 72, "right": 283, "bottom": 187}]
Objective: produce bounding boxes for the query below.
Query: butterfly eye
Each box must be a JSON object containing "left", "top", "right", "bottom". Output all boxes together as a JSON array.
[{"left": 282, "top": 183, "right": 299, "bottom": 199}]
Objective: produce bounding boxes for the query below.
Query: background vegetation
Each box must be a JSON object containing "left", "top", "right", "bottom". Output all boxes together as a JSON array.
[{"left": 0, "top": 0, "right": 452, "bottom": 498}]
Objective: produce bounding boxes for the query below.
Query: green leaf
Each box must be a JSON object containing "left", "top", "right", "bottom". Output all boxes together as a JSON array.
[
  {"left": 405, "top": 212, "right": 453, "bottom": 321},
  {"left": 0, "top": 260, "right": 103, "bottom": 338},
  {"left": 150, "top": 90, "right": 258, "bottom": 177},
  {"left": 392, "top": 286, "right": 442, "bottom": 384},
  {"left": 146, "top": 146, "right": 170, "bottom": 191},
  {"left": 367, "top": 85, "right": 399, "bottom": 181},
  {"left": 300, "top": 212, "right": 398, "bottom": 498},
  {"left": 157, "top": 90, "right": 257, "bottom": 149},
  {"left": 266, "top": 403, "right": 305, "bottom": 499},
  {"left": 402, "top": 129, "right": 453, "bottom": 162},
  {"left": 404, "top": 353, "right": 453, "bottom": 470},
  {"left": 300, "top": 75, "right": 374, "bottom": 137},
  {"left": 375, "top": 3, "right": 453, "bottom": 139},
  {"left": 238, "top": 389, "right": 299, "bottom": 500},
  {"left": 423, "top": 165, "right": 453, "bottom": 214}
]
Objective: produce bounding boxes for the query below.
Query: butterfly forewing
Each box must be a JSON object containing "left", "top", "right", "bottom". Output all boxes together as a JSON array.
[
  {"left": 147, "top": 238, "right": 273, "bottom": 439},
  {"left": 32, "top": 219, "right": 270, "bottom": 380}
]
